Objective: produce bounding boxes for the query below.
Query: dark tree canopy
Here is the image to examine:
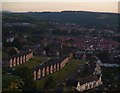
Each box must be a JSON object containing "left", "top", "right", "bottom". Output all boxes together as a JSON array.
[{"left": 14, "top": 66, "right": 35, "bottom": 91}]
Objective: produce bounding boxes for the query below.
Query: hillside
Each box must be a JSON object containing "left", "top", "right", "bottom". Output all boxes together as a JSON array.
[
  {"left": 28, "top": 11, "right": 118, "bottom": 30},
  {"left": 2, "top": 11, "right": 119, "bottom": 31}
]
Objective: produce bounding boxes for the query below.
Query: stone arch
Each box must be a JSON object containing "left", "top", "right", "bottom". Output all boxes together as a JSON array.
[
  {"left": 37, "top": 69, "right": 41, "bottom": 79},
  {"left": 42, "top": 68, "right": 45, "bottom": 77},
  {"left": 10, "top": 58, "right": 13, "bottom": 67},
  {"left": 20, "top": 56, "right": 22, "bottom": 64},
  {"left": 17, "top": 57, "right": 19, "bottom": 65},
  {"left": 23, "top": 55, "right": 25, "bottom": 63},
  {"left": 46, "top": 66, "right": 49, "bottom": 75},
  {"left": 57, "top": 63, "right": 59, "bottom": 71},
  {"left": 13, "top": 58, "right": 16, "bottom": 66},
  {"left": 33, "top": 70, "right": 37, "bottom": 80},
  {"left": 50, "top": 65, "right": 53, "bottom": 74},
  {"left": 54, "top": 64, "right": 56, "bottom": 72}
]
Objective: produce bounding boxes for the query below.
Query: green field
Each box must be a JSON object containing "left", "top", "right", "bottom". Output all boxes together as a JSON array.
[
  {"left": 35, "top": 59, "right": 85, "bottom": 90},
  {"left": 15, "top": 56, "right": 50, "bottom": 69}
]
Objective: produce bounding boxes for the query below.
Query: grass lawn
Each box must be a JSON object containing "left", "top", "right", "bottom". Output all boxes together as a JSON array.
[
  {"left": 15, "top": 56, "right": 50, "bottom": 69},
  {"left": 35, "top": 58, "right": 86, "bottom": 90}
]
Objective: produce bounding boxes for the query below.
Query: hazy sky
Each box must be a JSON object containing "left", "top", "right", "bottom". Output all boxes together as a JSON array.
[{"left": 2, "top": 2, "right": 119, "bottom": 13}]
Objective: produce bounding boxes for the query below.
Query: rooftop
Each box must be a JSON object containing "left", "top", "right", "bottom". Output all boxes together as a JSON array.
[{"left": 79, "top": 75, "right": 99, "bottom": 85}]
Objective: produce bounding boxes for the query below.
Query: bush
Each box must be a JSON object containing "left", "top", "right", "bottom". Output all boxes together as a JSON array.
[{"left": 13, "top": 66, "right": 35, "bottom": 91}]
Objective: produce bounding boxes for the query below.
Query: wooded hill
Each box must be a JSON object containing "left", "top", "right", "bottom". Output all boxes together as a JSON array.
[{"left": 2, "top": 11, "right": 119, "bottom": 31}]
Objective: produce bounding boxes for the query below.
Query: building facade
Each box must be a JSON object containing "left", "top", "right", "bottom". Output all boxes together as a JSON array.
[
  {"left": 33, "top": 56, "right": 70, "bottom": 80},
  {"left": 76, "top": 75, "right": 102, "bottom": 92},
  {"left": 3, "top": 51, "right": 33, "bottom": 67}
]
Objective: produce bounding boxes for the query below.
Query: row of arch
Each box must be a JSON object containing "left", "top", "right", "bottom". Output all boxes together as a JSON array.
[
  {"left": 33, "top": 57, "right": 69, "bottom": 80},
  {"left": 9, "top": 52, "right": 33, "bottom": 67}
]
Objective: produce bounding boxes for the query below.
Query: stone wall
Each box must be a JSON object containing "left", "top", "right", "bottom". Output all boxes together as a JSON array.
[
  {"left": 33, "top": 56, "right": 70, "bottom": 80},
  {"left": 8, "top": 51, "right": 33, "bottom": 67}
]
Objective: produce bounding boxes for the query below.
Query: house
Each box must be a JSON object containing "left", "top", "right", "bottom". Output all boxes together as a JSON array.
[
  {"left": 76, "top": 75, "right": 102, "bottom": 92},
  {"left": 66, "top": 58, "right": 103, "bottom": 92},
  {"left": 33, "top": 56, "right": 70, "bottom": 80},
  {"left": 2, "top": 51, "right": 33, "bottom": 67}
]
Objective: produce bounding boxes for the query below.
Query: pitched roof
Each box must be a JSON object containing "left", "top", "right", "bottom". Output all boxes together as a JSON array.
[
  {"left": 66, "top": 78, "right": 78, "bottom": 87},
  {"left": 8, "top": 51, "right": 33, "bottom": 59},
  {"left": 79, "top": 75, "right": 99, "bottom": 85},
  {"left": 33, "top": 56, "right": 68, "bottom": 71}
]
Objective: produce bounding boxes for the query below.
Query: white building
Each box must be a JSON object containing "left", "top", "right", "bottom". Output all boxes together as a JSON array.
[{"left": 76, "top": 75, "right": 102, "bottom": 92}]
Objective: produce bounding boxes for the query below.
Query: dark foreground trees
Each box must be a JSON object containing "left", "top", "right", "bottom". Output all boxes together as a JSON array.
[
  {"left": 2, "top": 75, "right": 24, "bottom": 92},
  {"left": 14, "top": 66, "right": 35, "bottom": 91}
]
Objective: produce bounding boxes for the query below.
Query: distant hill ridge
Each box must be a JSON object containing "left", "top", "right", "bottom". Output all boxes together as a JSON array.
[{"left": 2, "top": 11, "right": 119, "bottom": 30}]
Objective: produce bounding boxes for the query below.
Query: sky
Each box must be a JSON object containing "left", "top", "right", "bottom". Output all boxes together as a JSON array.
[{"left": 2, "top": 0, "right": 119, "bottom": 13}]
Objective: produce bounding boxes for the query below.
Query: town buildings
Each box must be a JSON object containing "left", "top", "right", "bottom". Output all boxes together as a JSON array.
[
  {"left": 75, "top": 59, "right": 103, "bottom": 92},
  {"left": 66, "top": 57, "right": 103, "bottom": 92}
]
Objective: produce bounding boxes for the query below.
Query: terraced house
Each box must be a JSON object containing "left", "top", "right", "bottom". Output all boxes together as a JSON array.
[
  {"left": 3, "top": 51, "right": 33, "bottom": 67},
  {"left": 33, "top": 56, "right": 71, "bottom": 80},
  {"left": 76, "top": 75, "right": 102, "bottom": 92}
]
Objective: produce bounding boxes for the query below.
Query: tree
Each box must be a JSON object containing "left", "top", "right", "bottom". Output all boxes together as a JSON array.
[
  {"left": 13, "top": 66, "right": 35, "bottom": 91},
  {"left": 8, "top": 47, "right": 18, "bottom": 56},
  {"left": 12, "top": 39, "right": 23, "bottom": 50},
  {"left": 96, "top": 51, "right": 109, "bottom": 62},
  {"left": 9, "top": 79, "right": 24, "bottom": 90},
  {"left": 2, "top": 75, "right": 24, "bottom": 92}
]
